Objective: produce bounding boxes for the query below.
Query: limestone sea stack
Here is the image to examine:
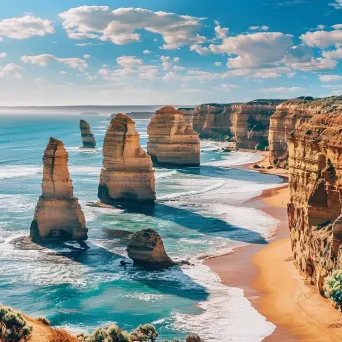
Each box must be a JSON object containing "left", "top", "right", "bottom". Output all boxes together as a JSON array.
[
  {"left": 98, "top": 113, "right": 156, "bottom": 203},
  {"left": 80, "top": 119, "right": 96, "bottom": 148},
  {"left": 30, "top": 137, "right": 88, "bottom": 241},
  {"left": 177, "top": 107, "right": 195, "bottom": 126},
  {"left": 287, "top": 96, "right": 342, "bottom": 294},
  {"left": 127, "top": 228, "right": 174, "bottom": 269},
  {"left": 147, "top": 106, "right": 200, "bottom": 166}
]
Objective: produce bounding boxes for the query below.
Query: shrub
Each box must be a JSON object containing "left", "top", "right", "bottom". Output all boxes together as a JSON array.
[
  {"left": 186, "top": 334, "right": 201, "bottom": 342},
  {"left": 107, "top": 325, "right": 131, "bottom": 342},
  {"left": 130, "top": 324, "right": 158, "bottom": 341},
  {"left": 0, "top": 305, "right": 32, "bottom": 342},
  {"left": 324, "top": 270, "right": 342, "bottom": 306},
  {"left": 37, "top": 316, "right": 50, "bottom": 326}
]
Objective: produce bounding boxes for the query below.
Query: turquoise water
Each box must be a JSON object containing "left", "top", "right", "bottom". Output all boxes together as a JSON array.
[{"left": 0, "top": 114, "right": 282, "bottom": 341}]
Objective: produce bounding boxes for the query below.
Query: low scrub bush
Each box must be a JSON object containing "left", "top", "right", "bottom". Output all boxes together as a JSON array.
[
  {"left": 130, "top": 324, "right": 158, "bottom": 342},
  {"left": 37, "top": 316, "right": 50, "bottom": 326},
  {"left": 324, "top": 270, "right": 342, "bottom": 307},
  {"left": 0, "top": 305, "right": 32, "bottom": 342}
]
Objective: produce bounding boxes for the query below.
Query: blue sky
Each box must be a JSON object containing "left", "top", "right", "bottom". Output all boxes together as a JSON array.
[{"left": 0, "top": 0, "right": 342, "bottom": 105}]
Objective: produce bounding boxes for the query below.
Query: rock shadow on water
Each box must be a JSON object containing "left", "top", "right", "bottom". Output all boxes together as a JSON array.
[{"left": 95, "top": 200, "right": 267, "bottom": 245}]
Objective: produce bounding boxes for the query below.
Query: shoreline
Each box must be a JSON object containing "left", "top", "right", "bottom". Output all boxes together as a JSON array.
[{"left": 205, "top": 151, "right": 342, "bottom": 341}]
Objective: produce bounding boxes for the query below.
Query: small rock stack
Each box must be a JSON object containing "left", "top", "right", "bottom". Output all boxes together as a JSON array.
[{"left": 80, "top": 119, "right": 96, "bottom": 148}]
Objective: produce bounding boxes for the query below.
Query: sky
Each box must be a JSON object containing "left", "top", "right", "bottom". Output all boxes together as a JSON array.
[{"left": 0, "top": 0, "right": 342, "bottom": 106}]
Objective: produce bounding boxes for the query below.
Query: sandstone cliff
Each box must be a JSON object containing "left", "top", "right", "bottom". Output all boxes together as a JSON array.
[
  {"left": 288, "top": 97, "right": 342, "bottom": 294},
  {"left": 177, "top": 107, "right": 195, "bottom": 126},
  {"left": 147, "top": 106, "right": 200, "bottom": 166},
  {"left": 192, "top": 100, "right": 283, "bottom": 149},
  {"left": 98, "top": 113, "right": 156, "bottom": 203},
  {"left": 127, "top": 228, "right": 174, "bottom": 269},
  {"left": 31, "top": 138, "right": 88, "bottom": 241},
  {"left": 79, "top": 119, "right": 96, "bottom": 148},
  {"left": 268, "top": 97, "right": 342, "bottom": 168}
]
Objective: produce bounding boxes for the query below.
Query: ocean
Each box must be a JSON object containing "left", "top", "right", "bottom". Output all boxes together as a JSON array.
[{"left": 0, "top": 114, "right": 283, "bottom": 341}]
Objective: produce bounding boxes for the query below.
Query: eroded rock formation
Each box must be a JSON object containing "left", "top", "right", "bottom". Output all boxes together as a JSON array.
[
  {"left": 177, "top": 107, "right": 195, "bottom": 126},
  {"left": 192, "top": 100, "right": 283, "bottom": 149},
  {"left": 31, "top": 138, "right": 88, "bottom": 241},
  {"left": 80, "top": 119, "right": 96, "bottom": 148},
  {"left": 127, "top": 228, "right": 174, "bottom": 269},
  {"left": 147, "top": 106, "right": 200, "bottom": 166},
  {"left": 288, "top": 98, "right": 342, "bottom": 294},
  {"left": 98, "top": 113, "right": 156, "bottom": 202}
]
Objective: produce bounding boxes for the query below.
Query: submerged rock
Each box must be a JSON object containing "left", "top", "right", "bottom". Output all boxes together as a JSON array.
[
  {"left": 127, "top": 228, "right": 175, "bottom": 269},
  {"left": 147, "top": 106, "right": 200, "bottom": 166},
  {"left": 98, "top": 113, "right": 156, "bottom": 203},
  {"left": 30, "top": 137, "right": 88, "bottom": 242},
  {"left": 80, "top": 119, "right": 96, "bottom": 148}
]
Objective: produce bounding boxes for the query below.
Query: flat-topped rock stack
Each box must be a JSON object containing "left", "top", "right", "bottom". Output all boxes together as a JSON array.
[
  {"left": 268, "top": 97, "right": 342, "bottom": 168},
  {"left": 80, "top": 119, "right": 96, "bottom": 148},
  {"left": 30, "top": 137, "right": 88, "bottom": 242},
  {"left": 147, "top": 106, "right": 200, "bottom": 166},
  {"left": 287, "top": 97, "right": 342, "bottom": 294},
  {"left": 98, "top": 113, "right": 156, "bottom": 203}
]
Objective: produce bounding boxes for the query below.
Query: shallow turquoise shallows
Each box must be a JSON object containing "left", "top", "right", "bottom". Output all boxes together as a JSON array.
[{"left": 0, "top": 114, "right": 282, "bottom": 341}]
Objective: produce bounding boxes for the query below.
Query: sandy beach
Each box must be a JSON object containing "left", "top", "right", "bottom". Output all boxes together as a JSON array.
[{"left": 205, "top": 152, "right": 342, "bottom": 341}]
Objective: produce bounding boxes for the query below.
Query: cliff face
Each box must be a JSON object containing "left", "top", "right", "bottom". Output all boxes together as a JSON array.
[
  {"left": 98, "top": 113, "right": 156, "bottom": 203},
  {"left": 269, "top": 97, "right": 342, "bottom": 168},
  {"left": 31, "top": 137, "right": 88, "bottom": 241},
  {"left": 80, "top": 119, "right": 96, "bottom": 148},
  {"left": 192, "top": 100, "right": 283, "bottom": 149},
  {"left": 288, "top": 99, "right": 342, "bottom": 294},
  {"left": 147, "top": 106, "right": 200, "bottom": 166},
  {"left": 177, "top": 107, "right": 195, "bottom": 126}
]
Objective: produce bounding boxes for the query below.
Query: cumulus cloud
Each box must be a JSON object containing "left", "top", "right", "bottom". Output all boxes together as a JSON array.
[
  {"left": 20, "top": 54, "right": 88, "bottom": 71},
  {"left": 190, "top": 44, "right": 209, "bottom": 55},
  {"left": 248, "top": 26, "right": 269, "bottom": 31},
  {"left": 59, "top": 6, "right": 205, "bottom": 50},
  {"left": 0, "top": 52, "right": 6, "bottom": 58},
  {"left": 259, "top": 86, "right": 304, "bottom": 93},
  {"left": 143, "top": 50, "right": 152, "bottom": 54},
  {"left": 0, "top": 15, "right": 54, "bottom": 39},
  {"left": 216, "top": 84, "right": 238, "bottom": 91},
  {"left": 330, "top": 0, "right": 342, "bottom": 9},
  {"left": 332, "top": 24, "right": 342, "bottom": 29},
  {"left": 214, "top": 24, "right": 229, "bottom": 39},
  {"left": 214, "top": 62, "right": 221, "bottom": 66},
  {"left": 162, "top": 71, "right": 177, "bottom": 81},
  {"left": 0, "top": 63, "right": 22, "bottom": 78},
  {"left": 83, "top": 54, "right": 91, "bottom": 59},
  {"left": 301, "top": 28, "right": 342, "bottom": 48},
  {"left": 319, "top": 74, "right": 342, "bottom": 82},
  {"left": 117, "top": 56, "right": 143, "bottom": 67},
  {"left": 323, "top": 48, "right": 342, "bottom": 59}
]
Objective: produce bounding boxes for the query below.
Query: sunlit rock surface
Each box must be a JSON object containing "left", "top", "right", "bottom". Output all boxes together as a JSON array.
[{"left": 80, "top": 119, "right": 96, "bottom": 148}]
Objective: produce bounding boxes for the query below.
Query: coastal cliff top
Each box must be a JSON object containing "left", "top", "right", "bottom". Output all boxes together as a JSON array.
[
  {"left": 155, "top": 106, "right": 182, "bottom": 115},
  {"left": 109, "top": 113, "right": 134, "bottom": 131}
]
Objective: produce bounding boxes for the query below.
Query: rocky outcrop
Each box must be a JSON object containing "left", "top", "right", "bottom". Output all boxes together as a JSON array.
[
  {"left": 147, "top": 106, "right": 200, "bottom": 166},
  {"left": 192, "top": 100, "right": 283, "bottom": 148},
  {"left": 288, "top": 97, "right": 342, "bottom": 294},
  {"left": 177, "top": 107, "right": 195, "bottom": 126},
  {"left": 127, "top": 228, "right": 174, "bottom": 269},
  {"left": 268, "top": 96, "right": 340, "bottom": 168},
  {"left": 98, "top": 113, "right": 156, "bottom": 203},
  {"left": 30, "top": 138, "right": 88, "bottom": 241},
  {"left": 80, "top": 119, "right": 96, "bottom": 148}
]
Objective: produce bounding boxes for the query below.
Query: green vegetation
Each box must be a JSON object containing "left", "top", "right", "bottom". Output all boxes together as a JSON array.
[
  {"left": 0, "top": 305, "right": 32, "bottom": 342},
  {"left": 37, "top": 316, "right": 50, "bottom": 326},
  {"left": 324, "top": 270, "right": 342, "bottom": 307}
]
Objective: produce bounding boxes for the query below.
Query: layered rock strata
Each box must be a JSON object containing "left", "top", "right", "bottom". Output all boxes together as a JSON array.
[
  {"left": 177, "top": 107, "right": 195, "bottom": 126},
  {"left": 192, "top": 100, "right": 283, "bottom": 149},
  {"left": 80, "top": 119, "right": 96, "bottom": 148},
  {"left": 288, "top": 98, "right": 342, "bottom": 294},
  {"left": 127, "top": 228, "right": 174, "bottom": 269},
  {"left": 147, "top": 106, "right": 200, "bottom": 166},
  {"left": 30, "top": 137, "right": 88, "bottom": 241},
  {"left": 98, "top": 113, "right": 156, "bottom": 202},
  {"left": 268, "top": 97, "right": 341, "bottom": 167}
]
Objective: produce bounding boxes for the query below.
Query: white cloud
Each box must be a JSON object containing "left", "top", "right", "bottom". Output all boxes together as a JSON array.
[
  {"left": 316, "top": 25, "right": 325, "bottom": 30},
  {"left": 287, "top": 58, "right": 337, "bottom": 71},
  {"left": 174, "top": 57, "right": 180, "bottom": 62},
  {"left": 83, "top": 54, "right": 91, "bottom": 59},
  {"left": 332, "top": 24, "right": 342, "bottom": 29},
  {"left": 117, "top": 56, "right": 143, "bottom": 67},
  {"left": 248, "top": 26, "right": 269, "bottom": 31},
  {"left": 0, "top": 52, "right": 6, "bottom": 58},
  {"left": 216, "top": 84, "right": 238, "bottom": 91},
  {"left": 20, "top": 54, "right": 88, "bottom": 71},
  {"left": 162, "top": 71, "right": 177, "bottom": 81},
  {"left": 210, "top": 32, "right": 293, "bottom": 68},
  {"left": 214, "top": 24, "right": 229, "bottom": 39},
  {"left": 143, "top": 50, "right": 152, "bottom": 54},
  {"left": 160, "top": 56, "right": 172, "bottom": 70},
  {"left": 214, "top": 62, "right": 221, "bottom": 66},
  {"left": 319, "top": 74, "right": 342, "bottom": 82},
  {"left": 0, "top": 63, "right": 22, "bottom": 78},
  {"left": 0, "top": 15, "right": 54, "bottom": 39},
  {"left": 322, "top": 48, "right": 342, "bottom": 59},
  {"left": 190, "top": 44, "right": 209, "bottom": 55},
  {"left": 60, "top": 71, "right": 68, "bottom": 75},
  {"left": 173, "top": 65, "right": 185, "bottom": 71},
  {"left": 76, "top": 42, "right": 97, "bottom": 46},
  {"left": 301, "top": 29, "right": 342, "bottom": 48},
  {"left": 59, "top": 6, "right": 205, "bottom": 50},
  {"left": 259, "top": 86, "right": 304, "bottom": 93},
  {"left": 330, "top": 0, "right": 342, "bottom": 9}
]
